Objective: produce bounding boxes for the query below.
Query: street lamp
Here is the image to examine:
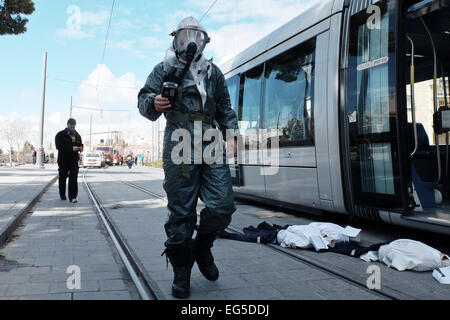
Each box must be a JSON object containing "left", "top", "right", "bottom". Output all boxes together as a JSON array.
[{"left": 37, "top": 52, "right": 48, "bottom": 169}]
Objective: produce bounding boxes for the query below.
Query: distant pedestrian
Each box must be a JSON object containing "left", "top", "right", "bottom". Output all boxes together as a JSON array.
[
  {"left": 140, "top": 154, "right": 144, "bottom": 166},
  {"left": 55, "top": 118, "right": 83, "bottom": 203},
  {"left": 134, "top": 156, "right": 138, "bottom": 166},
  {"left": 120, "top": 154, "right": 124, "bottom": 166},
  {"left": 32, "top": 150, "right": 36, "bottom": 165},
  {"left": 50, "top": 153, "right": 55, "bottom": 164}
]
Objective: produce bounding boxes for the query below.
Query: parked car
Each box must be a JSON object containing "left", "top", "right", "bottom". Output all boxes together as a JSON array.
[{"left": 83, "top": 152, "right": 103, "bottom": 168}]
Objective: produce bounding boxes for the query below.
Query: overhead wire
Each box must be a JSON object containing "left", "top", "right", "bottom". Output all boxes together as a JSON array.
[
  {"left": 199, "top": 0, "right": 220, "bottom": 23},
  {"left": 96, "top": 0, "right": 116, "bottom": 106}
]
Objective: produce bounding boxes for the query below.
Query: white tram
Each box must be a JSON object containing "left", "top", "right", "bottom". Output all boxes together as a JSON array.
[{"left": 221, "top": 0, "right": 450, "bottom": 234}]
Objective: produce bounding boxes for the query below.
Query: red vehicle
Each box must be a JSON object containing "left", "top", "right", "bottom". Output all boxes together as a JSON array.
[{"left": 95, "top": 145, "right": 113, "bottom": 166}]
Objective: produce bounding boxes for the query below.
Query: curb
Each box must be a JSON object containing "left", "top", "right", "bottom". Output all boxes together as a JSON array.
[{"left": 0, "top": 175, "right": 58, "bottom": 247}]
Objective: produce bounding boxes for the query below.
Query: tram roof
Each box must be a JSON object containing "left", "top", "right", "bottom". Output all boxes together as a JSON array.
[{"left": 220, "top": 0, "right": 344, "bottom": 75}]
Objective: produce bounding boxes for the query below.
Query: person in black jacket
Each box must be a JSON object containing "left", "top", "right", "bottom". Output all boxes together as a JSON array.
[{"left": 55, "top": 118, "right": 83, "bottom": 203}]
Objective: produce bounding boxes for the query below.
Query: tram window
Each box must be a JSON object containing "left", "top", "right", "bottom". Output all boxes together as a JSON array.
[
  {"left": 348, "top": 2, "right": 391, "bottom": 136},
  {"left": 226, "top": 75, "right": 239, "bottom": 111},
  {"left": 239, "top": 65, "right": 263, "bottom": 142},
  {"left": 263, "top": 38, "right": 316, "bottom": 147},
  {"left": 347, "top": 1, "right": 398, "bottom": 198}
]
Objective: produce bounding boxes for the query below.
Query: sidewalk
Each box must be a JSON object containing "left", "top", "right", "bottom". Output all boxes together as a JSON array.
[
  {"left": 0, "top": 165, "right": 58, "bottom": 245},
  {"left": 0, "top": 173, "right": 137, "bottom": 300}
]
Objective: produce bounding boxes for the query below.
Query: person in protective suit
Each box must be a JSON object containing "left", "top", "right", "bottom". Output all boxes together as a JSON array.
[{"left": 138, "top": 17, "right": 238, "bottom": 298}]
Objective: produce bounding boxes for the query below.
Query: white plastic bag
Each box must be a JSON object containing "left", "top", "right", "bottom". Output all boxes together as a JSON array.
[
  {"left": 277, "top": 225, "right": 327, "bottom": 251},
  {"left": 378, "top": 239, "right": 445, "bottom": 272},
  {"left": 308, "top": 222, "right": 361, "bottom": 243}
]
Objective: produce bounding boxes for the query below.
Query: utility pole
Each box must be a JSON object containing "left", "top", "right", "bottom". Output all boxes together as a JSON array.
[
  {"left": 70, "top": 96, "right": 73, "bottom": 118},
  {"left": 37, "top": 52, "right": 48, "bottom": 169},
  {"left": 90, "top": 114, "right": 92, "bottom": 152}
]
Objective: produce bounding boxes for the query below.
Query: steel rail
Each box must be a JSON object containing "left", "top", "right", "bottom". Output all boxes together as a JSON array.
[{"left": 82, "top": 169, "right": 156, "bottom": 300}]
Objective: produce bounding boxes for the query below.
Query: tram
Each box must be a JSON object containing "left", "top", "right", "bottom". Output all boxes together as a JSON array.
[{"left": 221, "top": 0, "right": 450, "bottom": 234}]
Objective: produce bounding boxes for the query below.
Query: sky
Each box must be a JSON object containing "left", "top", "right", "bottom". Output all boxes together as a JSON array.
[{"left": 0, "top": 0, "right": 319, "bottom": 151}]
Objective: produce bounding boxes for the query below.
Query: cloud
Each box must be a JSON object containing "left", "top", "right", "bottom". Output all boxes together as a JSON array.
[
  {"left": 81, "top": 10, "right": 110, "bottom": 25},
  {"left": 57, "top": 28, "right": 94, "bottom": 39},
  {"left": 110, "top": 39, "right": 136, "bottom": 51},
  {"left": 57, "top": 9, "right": 110, "bottom": 40},
  {"left": 109, "top": 39, "right": 149, "bottom": 59},
  {"left": 152, "top": 24, "right": 163, "bottom": 33},
  {"left": 206, "top": 22, "right": 277, "bottom": 63},
  {"left": 140, "top": 36, "right": 165, "bottom": 48},
  {"left": 77, "top": 64, "right": 141, "bottom": 106},
  {"left": 123, "top": 9, "right": 132, "bottom": 16}
]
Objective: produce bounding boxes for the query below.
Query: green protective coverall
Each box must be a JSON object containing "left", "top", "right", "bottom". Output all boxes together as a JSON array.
[{"left": 137, "top": 61, "right": 238, "bottom": 249}]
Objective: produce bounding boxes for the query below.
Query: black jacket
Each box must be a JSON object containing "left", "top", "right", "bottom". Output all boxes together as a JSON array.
[{"left": 55, "top": 129, "right": 83, "bottom": 164}]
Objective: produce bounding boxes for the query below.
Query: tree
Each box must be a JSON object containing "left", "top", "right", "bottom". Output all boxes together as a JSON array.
[
  {"left": 0, "top": 0, "right": 35, "bottom": 35},
  {"left": 1, "top": 118, "right": 25, "bottom": 166},
  {"left": 23, "top": 141, "right": 35, "bottom": 153},
  {"left": 14, "top": 122, "right": 26, "bottom": 162},
  {"left": 1, "top": 119, "right": 16, "bottom": 166}
]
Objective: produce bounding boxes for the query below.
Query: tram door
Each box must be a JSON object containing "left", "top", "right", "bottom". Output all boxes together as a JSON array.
[{"left": 344, "top": 0, "right": 412, "bottom": 213}]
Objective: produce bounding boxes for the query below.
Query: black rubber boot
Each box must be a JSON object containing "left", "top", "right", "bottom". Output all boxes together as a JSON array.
[
  {"left": 162, "top": 247, "right": 194, "bottom": 299},
  {"left": 194, "top": 233, "right": 219, "bottom": 281}
]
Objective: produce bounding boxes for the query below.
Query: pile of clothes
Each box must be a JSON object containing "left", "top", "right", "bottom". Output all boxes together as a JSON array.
[{"left": 218, "top": 221, "right": 450, "bottom": 275}]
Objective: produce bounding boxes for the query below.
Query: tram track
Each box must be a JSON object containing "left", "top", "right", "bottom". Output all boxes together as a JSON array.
[
  {"left": 82, "top": 169, "right": 160, "bottom": 300},
  {"left": 101, "top": 169, "right": 400, "bottom": 300}
]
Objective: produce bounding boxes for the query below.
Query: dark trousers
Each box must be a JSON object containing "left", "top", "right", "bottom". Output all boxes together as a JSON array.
[{"left": 58, "top": 161, "right": 79, "bottom": 200}]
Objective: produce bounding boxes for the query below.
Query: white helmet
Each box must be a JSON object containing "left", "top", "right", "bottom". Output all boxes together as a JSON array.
[{"left": 171, "top": 16, "right": 210, "bottom": 62}]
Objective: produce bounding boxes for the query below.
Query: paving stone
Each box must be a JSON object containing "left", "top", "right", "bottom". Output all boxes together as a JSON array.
[
  {"left": 19, "top": 293, "right": 72, "bottom": 300},
  {"left": 309, "top": 278, "right": 358, "bottom": 292},
  {"left": 5, "top": 283, "right": 50, "bottom": 296},
  {"left": 98, "top": 279, "right": 127, "bottom": 291},
  {"left": 50, "top": 280, "right": 100, "bottom": 294},
  {"left": 221, "top": 285, "right": 284, "bottom": 300},
  {"left": 0, "top": 285, "right": 8, "bottom": 296},
  {"left": 82, "top": 272, "right": 123, "bottom": 281},
  {"left": 90, "top": 264, "right": 121, "bottom": 272},
  {"left": 73, "top": 290, "right": 131, "bottom": 300},
  {"left": 273, "top": 281, "right": 326, "bottom": 300},
  {"left": 192, "top": 274, "right": 249, "bottom": 291},
  {"left": 0, "top": 275, "right": 30, "bottom": 284}
]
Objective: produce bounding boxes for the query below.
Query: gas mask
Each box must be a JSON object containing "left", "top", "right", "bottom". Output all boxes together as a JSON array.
[{"left": 171, "top": 17, "right": 210, "bottom": 62}]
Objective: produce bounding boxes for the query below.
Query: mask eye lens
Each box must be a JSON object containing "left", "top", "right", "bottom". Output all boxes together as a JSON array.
[
  {"left": 177, "top": 30, "right": 188, "bottom": 48},
  {"left": 195, "top": 31, "right": 204, "bottom": 46}
]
